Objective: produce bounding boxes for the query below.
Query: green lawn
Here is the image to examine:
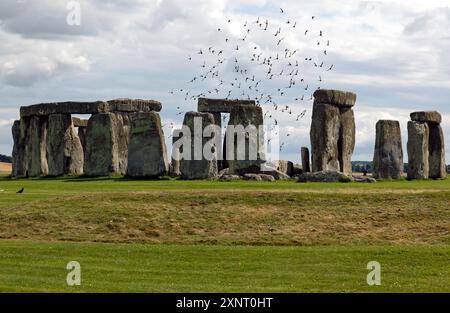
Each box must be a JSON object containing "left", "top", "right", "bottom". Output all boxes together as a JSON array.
[
  {"left": 0, "top": 176, "right": 448, "bottom": 292},
  {"left": 0, "top": 240, "right": 449, "bottom": 293}
]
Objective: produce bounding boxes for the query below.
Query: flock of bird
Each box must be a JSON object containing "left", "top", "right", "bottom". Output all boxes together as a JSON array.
[{"left": 169, "top": 8, "right": 334, "bottom": 151}]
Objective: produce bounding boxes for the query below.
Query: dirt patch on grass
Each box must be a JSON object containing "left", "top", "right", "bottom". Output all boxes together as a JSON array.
[{"left": 0, "top": 162, "right": 11, "bottom": 174}]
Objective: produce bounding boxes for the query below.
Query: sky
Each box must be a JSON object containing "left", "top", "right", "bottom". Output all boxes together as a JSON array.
[{"left": 0, "top": 0, "right": 449, "bottom": 164}]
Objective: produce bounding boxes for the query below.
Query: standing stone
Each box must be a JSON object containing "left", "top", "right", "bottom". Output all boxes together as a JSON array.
[
  {"left": 301, "top": 147, "right": 311, "bottom": 173},
  {"left": 310, "top": 102, "right": 340, "bottom": 172},
  {"left": 26, "top": 116, "right": 49, "bottom": 177},
  {"left": 276, "top": 160, "right": 294, "bottom": 177},
  {"left": 114, "top": 113, "right": 131, "bottom": 174},
  {"left": 46, "top": 114, "right": 84, "bottom": 176},
  {"left": 180, "top": 112, "right": 219, "bottom": 179},
  {"left": 428, "top": 124, "right": 446, "bottom": 179},
  {"left": 339, "top": 107, "right": 356, "bottom": 175},
  {"left": 407, "top": 121, "right": 429, "bottom": 180},
  {"left": 78, "top": 126, "right": 87, "bottom": 156},
  {"left": 170, "top": 129, "right": 182, "bottom": 177},
  {"left": 373, "top": 120, "right": 404, "bottom": 180},
  {"left": 84, "top": 113, "right": 121, "bottom": 176},
  {"left": 11, "top": 120, "right": 25, "bottom": 177},
  {"left": 226, "top": 105, "right": 265, "bottom": 175},
  {"left": 72, "top": 117, "right": 88, "bottom": 157},
  {"left": 127, "top": 112, "right": 168, "bottom": 177},
  {"left": 311, "top": 89, "right": 356, "bottom": 176}
]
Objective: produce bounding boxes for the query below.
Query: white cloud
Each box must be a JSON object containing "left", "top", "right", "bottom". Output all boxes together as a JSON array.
[{"left": 0, "top": 0, "right": 448, "bottom": 163}]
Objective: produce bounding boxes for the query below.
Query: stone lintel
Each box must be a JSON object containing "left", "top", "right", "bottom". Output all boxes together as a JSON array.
[
  {"left": 313, "top": 89, "right": 357, "bottom": 107},
  {"left": 20, "top": 99, "right": 162, "bottom": 118},
  {"left": 198, "top": 98, "right": 256, "bottom": 113},
  {"left": 410, "top": 111, "right": 442, "bottom": 125}
]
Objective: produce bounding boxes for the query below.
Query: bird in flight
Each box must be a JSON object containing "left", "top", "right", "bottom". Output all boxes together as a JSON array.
[
  {"left": 280, "top": 8, "right": 284, "bottom": 13},
  {"left": 16, "top": 188, "right": 24, "bottom": 194}
]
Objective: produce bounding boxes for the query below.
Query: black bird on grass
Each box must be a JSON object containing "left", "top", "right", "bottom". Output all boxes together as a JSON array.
[{"left": 16, "top": 188, "right": 24, "bottom": 194}]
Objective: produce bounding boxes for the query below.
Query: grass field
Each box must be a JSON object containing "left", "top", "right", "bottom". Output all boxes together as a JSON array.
[
  {"left": 0, "top": 241, "right": 448, "bottom": 293},
  {"left": 0, "top": 175, "right": 449, "bottom": 292}
]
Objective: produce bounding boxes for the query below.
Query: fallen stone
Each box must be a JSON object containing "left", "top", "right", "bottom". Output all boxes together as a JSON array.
[
  {"left": 259, "top": 174, "right": 276, "bottom": 182},
  {"left": 353, "top": 176, "right": 377, "bottom": 183},
  {"left": 373, "top": 120, "right": 404, "bottom": 180},
  {"left": 243, "top": 173, "right": 263, "bottom": 181},
  {"left": 292, "top": 165, "right": 303, "bottom": 176},
  {"left": 410, "top": 111, "right": 442, "bottom": 125},
  {"left": 218, "top": 168, "right": 229, "bottom": 176},
  {"left": 127, "top": 112, "right": 168, "bottom": 178},
  {"left": 313, "top": 89, "right": 357, "bottom": 107},
  {"left": 298, "top": 171, "right": 353, "bottom": 183},
  {"left": 219, "top": 174, "right": 241, "bottom": 181},
  {"left": 260, "top": 169, "right": 290, "bottom": 180},
  {"left": 428, "top": 124, "right": 446, "bottom": 179},
  {"left": 407, "top": 121, "right": 429, "bottom": 180}
]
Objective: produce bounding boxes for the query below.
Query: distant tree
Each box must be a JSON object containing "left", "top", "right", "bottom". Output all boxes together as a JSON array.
[{"left": 0, "top": 154, "right": 12, "bottom": 163}]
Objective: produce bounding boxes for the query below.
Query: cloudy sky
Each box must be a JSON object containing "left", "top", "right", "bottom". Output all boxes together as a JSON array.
[{"left": 0, "top": 0, "right": 449, "bottom": 163}]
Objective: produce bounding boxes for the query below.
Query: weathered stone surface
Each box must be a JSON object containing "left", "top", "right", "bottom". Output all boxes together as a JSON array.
[
  {"left": 292, "top": 165, "right": 303, "bottom": 176},
  {"left": 407, "top": 121, "right": 429, "bottom": 180},
  {"left": 114, "top": 113, "right": 131, "bottom": 174},
  {"left": 78, "top": 127, "right": 87, "bottom": 155},
  {"left": 243, "top": 173, "right": 263, "bottom": 181},
  {"left": 226, "top": 105, "right": 265, "bottom": 175},
  {"left": 25, "top": 116, "right": 49, "bottom": 177},
  {"left": 107, "top": 99, "right": 162, "bottom": 113},
  {"left": 428, "top": 124, "right": 446, "bottom": 179},
  {"left": 219, "top": 174, "right": 241, "bottom": 181},
  {"left": 373, "top": 120, "right": 404, "bottom": 180},
  {"left": 410, "top": 111, "right": 442, "bottom": 125},
  {"left": 170, "top": 129, "right": 182, "bottom": 177},
  {"left": 84, "top": 113, "right": 122, "bottom": 176},
  {"left": 353, "top": 176, "right": 377, "bottom": 183},
  {"left": 46, "top": 114, "right": 84, "bottom": 176},
  {"left": 180, "top": 112, "right": 218, "bottom": 179},
  {"left": 275, "top": 160, "right": 294, "bottom": 177},
  {"left": 20, "top": 99, "right": 161, "bottom": 118},
  {"left": 313, "top": 89, "right": 357, "bottom": 107},
  {"left": 11, "top": 120, "right": 25, "bottom": 177},
  {"left": 301, "top": 147, "right": 310, "bottom": 173},
  {"left": 339, "top": 107, "right": 356, "bottom": 175},
  {"left": 259, "top": 174, "right": 276, "bottom": 182},
  {"left": 127, "top": 112, "right": 168, "bottom": 178},
  {"left": 298, "top": 171, "right": 353, "bottom": 183},
  {"left": 260, "top": 169, "right": 290, "bottom": 180},
  {"left": 310, "top": 102, "right": 340, "bottom": 172},
  {"left": 198, "top": 98, "right": 256, "bottom": 113},
  {"left": 72, "top": 117, "right": 88, "bottom": 127}
]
